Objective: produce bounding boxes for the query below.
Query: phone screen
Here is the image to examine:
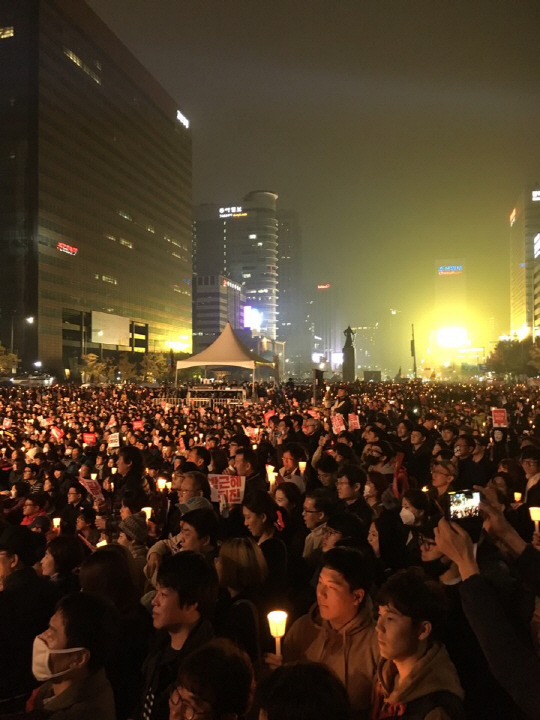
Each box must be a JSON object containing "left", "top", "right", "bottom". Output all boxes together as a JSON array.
[{"left": 449, "top": 490, "right": 480, "bottom": 520}]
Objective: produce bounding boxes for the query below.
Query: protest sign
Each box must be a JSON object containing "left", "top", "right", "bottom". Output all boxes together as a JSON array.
[
  {"left": 348, "top": 414, "right": 360, "bottom": 430},
  {"left": 331, "top": 414, "right": 346, "bottom": 434},
  {"left": 2, "top": 418, "right": 12, "bottom": 429},
  {"left": 108, "top": 432, "right": 120, "bottom": 448},
  {"left": 133, "top": 420, "right": 144, "bottom": 430},
  {"left": 83, "top": 433, "right": 96, "bottom": 445},
  {"left": 208, "top": 474, "right": 246, "bottom": 505},
  {"left": 79, "top": 478, "right": 104, "bottom": 502},
  {"left": 491, "top": 408, "right": 508, "bottom": 427},
  {"left": 50, "top": 426, "right": 64, "bottom": 441}
]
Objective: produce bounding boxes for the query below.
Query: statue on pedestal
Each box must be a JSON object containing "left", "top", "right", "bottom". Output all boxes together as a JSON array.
[{"left": 342, "top": 326, "right": 356, "bottom": 382}]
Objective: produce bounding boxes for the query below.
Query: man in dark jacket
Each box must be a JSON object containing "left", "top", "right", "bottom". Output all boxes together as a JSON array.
[
  {"left": 0, "top": 525, "right": 59, "bottom": 711},
  {"left": 336, "top": 464, "right": 372, "bottom": 528},
  {"left": 138, "top": 551, "right": 218, "bottom": 720}
]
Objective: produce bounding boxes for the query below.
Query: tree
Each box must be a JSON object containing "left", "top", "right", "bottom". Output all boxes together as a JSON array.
[
  {"left": 486, "top": 338, "right": 534, "bottom": 377},
  {"left": 117, "top": 353, "right": 137, "bottom": 382},
  {"left": 139, "top": 352, "right": 168, "bottom": 382},
  {"left": 79, "top": 353, "right": 114, "bottom": 383},
  {"left": 0, "top": 344, "right": 19, "bottom": 374}
]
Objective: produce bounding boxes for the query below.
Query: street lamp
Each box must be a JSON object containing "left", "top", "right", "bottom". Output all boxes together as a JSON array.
[
  {"left": 33, "top": 361, "right": 42, "bottom": 369},
  {"left": 26, "top": 316, "right": 34, "bottom": 324}
]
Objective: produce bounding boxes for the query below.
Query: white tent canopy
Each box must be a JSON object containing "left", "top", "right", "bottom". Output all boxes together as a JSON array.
[{"left": 176, "top": 322, "right": 274, "bottom": 371}]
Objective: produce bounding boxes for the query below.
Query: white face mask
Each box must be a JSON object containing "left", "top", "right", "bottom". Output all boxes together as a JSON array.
[
  {"left": 363, "top": 484, "right": 372, "bottom": 499},
  {"left": 32, "top": 636, "right": 85, "bottom": 682},
  {"left": 399, "top": 507, "right": 416, "bottom": 526}
]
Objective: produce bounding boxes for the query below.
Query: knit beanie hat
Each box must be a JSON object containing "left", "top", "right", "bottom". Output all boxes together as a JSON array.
[{"left": 119, "top": 513, "right": 147, "bottom": 545}]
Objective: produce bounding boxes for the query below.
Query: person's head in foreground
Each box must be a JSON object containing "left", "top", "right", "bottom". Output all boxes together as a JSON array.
[
  {"left": 376, "top": 567, "right": 447, "bottom": 664},
  {"left": 169, "top": 638, "right": 253, "bottom": 720},
  {"left": 152, "top": 551, "right": 218, "bottom": 633},
  {"left": 316, "top": 546, "right": 372, "bottom": 628},
  {"left": 255, "top": 661, "right": 351, "bottom": 720},
  {"left": 33, "top": 592, "right": 115, "bottom": 684}
]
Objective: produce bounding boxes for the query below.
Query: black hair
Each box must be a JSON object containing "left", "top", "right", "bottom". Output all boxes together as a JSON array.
[
  {"left": 117, "top": 445, "right": 144, "bottom": 477},
  {"left": 79, "top": 546, "right": 140, "bottom": 615},
  {"left": 156, "top": 551, "right": 218, "bottom": 619},
  {"left": 234, "top": 446, "right": 259, "bottom": 471},
  {"left": 274, "top": 481, "right": 303, "bottom": 510},
  {"left": 192, "top": 446, "right": 211, "bottom": 468},
  {"left": 458, "top": 434, "right": 476, "bottom": 450},
  {"left": 281, "top": 441, "right": 306, "bottom": 462},
  {"left": 377, "top": 567, "right": 448, "bottom": 640},
  {"left": 397, "top": 419, "right": 414, "bottom": 432},
  {"left": 56, "top": 592, "right": 117, "bottom": 672},
  {"left": 121, "top": 489, "right": 147, "bottom": 514},
  {"left": 180, "top": 509, "right": 219, "bottom": 547},
  {"left": 305, "top": 488, "right": 337, "bottom": 518},
  {"left": 67, "top": 481, "right": 86, "bottom": 497},
  {"left": 46, "top": 535, "right": 85, "bottom": 576},
  {"left": 28, "top": 490, "right": 48, "bottom": 510},
  {"left": 255, "top": 661, "right": 351, "bottom": 720},
  {"left": 326, "top": 511, "right": 368, "bottom": 547},
  {"left": 243, "top": 489, "right": 279, "bottom": 527},
  {"left": 333, "top": 443, "right": 355, "bottom": 462},
  {"left": 321, "top": 546, "right": 373, "bottom": 594},
  {"left": 520, "top": 446, "right": 540, "bottom": 463},
  {"left": 315, "top": 455, "right": 339, "bottom": 474},
  {"left": 403, "top": 488, "right": 429, "bottom": 515},
  {"left": 176, "top": 639, "right": 253, "bottom": 717},
  {"left": 337, "top": 463, "right": 366, "bottom": 488},
  {"left": 77, "top": 506, "right": 97, "bottom": 525}
]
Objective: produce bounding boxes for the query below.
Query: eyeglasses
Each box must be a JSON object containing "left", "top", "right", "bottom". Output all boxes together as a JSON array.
[
  {"left": 417, "top": 534, "right": 437, "bottom": 548},
  {"left": 169, "top": 687, "right": 211, "bottom": 719}
]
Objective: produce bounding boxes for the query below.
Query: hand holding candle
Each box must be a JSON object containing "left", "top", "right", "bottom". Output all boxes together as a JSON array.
[
  {"left": 530, "top": 507, "right": 540, "bottom": 532},
  {"left": 514, "top": 492, "right": 522, "bottom": 503},
  {"left": 299, "top": 461, "right": 307, "bottom": 475},
  {"left": 267, "top": 610, "right": 287, "bottom": 657},
  {"left": 142, "top": 506, "right": 152, "bottom": 522}
]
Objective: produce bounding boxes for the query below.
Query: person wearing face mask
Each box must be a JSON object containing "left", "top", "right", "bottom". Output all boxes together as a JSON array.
[
  {"left": 28, "top": 592, "right": 117, "bottom": 719},
  {"left": 363, "top": 471, "right": 389, "bottom": 519}
]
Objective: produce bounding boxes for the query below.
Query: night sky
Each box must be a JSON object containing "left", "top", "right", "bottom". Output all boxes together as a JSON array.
[{"left": 88, "top": 0, "right": 540, "bottom": 370}]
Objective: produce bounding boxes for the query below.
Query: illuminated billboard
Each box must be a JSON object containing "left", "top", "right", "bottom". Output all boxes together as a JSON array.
[
  {"left": 91, "top": 311, "right": 130, "bottom": 346},
  {"left": 317, "top": 283, "right": 330, "bottom": 290},
  {"left": 243, "top": 306, "right": 263, "bottom": 330},
  {"left": 437, "top": 265, "right": 463, "bottom": 275}
]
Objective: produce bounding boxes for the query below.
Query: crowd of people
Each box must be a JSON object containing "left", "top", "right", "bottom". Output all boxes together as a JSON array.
[{"left": 0, "top": 379, "right": 540, "bottom": 719}]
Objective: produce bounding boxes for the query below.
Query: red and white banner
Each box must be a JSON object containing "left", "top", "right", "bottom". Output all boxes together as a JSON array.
[
  {"left": 50, "top": 426, "right": 64, "bottom": 441},
  {"left": 79, "top": 478, "right": 104, "bottom": 502},
  {"left": 133, "top": 420, "right": 144, "bottom": 430},
  {"left": 331, "top": 415, "right": 346, "bottom": 434},
  {"left": 348, "top": 414, "right": 360, "bottom": 430},
  {"left": 491, "top": 408, "right": 508, "bottom": 428},
  {"left": 82, "top": 433, "right": 97, "bottom": 445},
  {"left": 2, "top": 418, "right": 12, "bottom": 429},
  {"left": 208, "top": 474, "right": 246, "bottom": 505}
]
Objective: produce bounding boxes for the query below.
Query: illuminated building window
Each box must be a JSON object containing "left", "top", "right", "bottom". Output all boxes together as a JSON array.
[
  {"left": 249, "top": 234, "right": 257, "bottom": 239},
  {"left": 146, "top": 224, "right": 155, "bottom": 233},
  {"left": 104, "top": 233, "right": 116, "bottom": 242},
  {"left": 0, "top": 27, "right": 14, "bottom": 39},
  {"left": 119, "top": 238, "right": 133, "bottom": 249},
  {"left": 63, "top": 48, "right": 101, "bottom": 85},
  {"left": 102, "top": 275, "right": 117, "bottom": 285},
  {"left": 118, "top": 210, "right": 132, "bottom": 221},
  {"left": 172, "top": 252, "right": 182, "bottom": 259},
  {"left": 257, "top": 242, "right": 263, "bottom": 246}
]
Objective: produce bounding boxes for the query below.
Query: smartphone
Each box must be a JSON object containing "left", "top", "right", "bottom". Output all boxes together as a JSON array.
[{"left": 448, "top": 490, "right": 480, "bottom": 520}]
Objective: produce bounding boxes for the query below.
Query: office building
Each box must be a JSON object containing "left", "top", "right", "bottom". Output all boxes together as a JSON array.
[
  {"left": 509, "top": 186, "right": 540, "bottom": 337},
  {"left": 193, "top": 190, "right": 278, "bottom": 339},
  {"left": 0, "top": 0, "right": 192, "bottom": 375},
  {"left": 192, "top": 275, "right": 244, "bottom": 353},
  {"left": 277, "top": 209, "right": 304, "bottom": 359}
]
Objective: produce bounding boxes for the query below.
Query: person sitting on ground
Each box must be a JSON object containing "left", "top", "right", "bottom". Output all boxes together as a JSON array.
[
  {"left": 266, "top": 546, "right": 378, "bottom": 717},
  {"left": 372, "top": 567, "right": 464, "bottom": 720},
  {"left": 26, "top": 592, "right": 117, "bottom": 720},
  {"left": 214, "top": 536, "right": 268, "bottom": 663},
  {"left": 170, "top": 639, "right": 253, "bottom": 720},
  {"left": 256, "top": 661, "right": 351, "bottom": 720},
  {"left": 337, "top": 464, "right": 372, "bottom": 527},
  {"left": 139, "top": 551, "right": 219, "bottom": 720},
  {"left": 41, "top": 535, "right": 85, "bottom": 597}
]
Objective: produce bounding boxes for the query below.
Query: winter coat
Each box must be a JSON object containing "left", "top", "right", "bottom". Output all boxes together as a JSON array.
[
  {"left": 371, "top": 642, "right": 464, "bottom": 720},
  {"left": 284, "top": 602, "right": 379, "bottom": 716},
  {"left": 25, "top": 668, "right": 115, "bottom": 720}
]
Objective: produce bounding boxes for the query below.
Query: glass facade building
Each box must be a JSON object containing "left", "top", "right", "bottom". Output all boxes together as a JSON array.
[{"left": 0, "top": 0, "right": 192, "bottom": 375}]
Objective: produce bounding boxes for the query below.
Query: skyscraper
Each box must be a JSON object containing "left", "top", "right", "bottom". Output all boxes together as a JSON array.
[
  {"left": 0, "top": 0, "right": 192, "bottom": 374},
  {"left": 194, "top": 191, "right": 278, "bottom": 339},
  {"left": 277, "top": 209, "right": 304, "bottom": 359},
  {"left": 192, "top": 275, "right": 244, "bottom": 353},
  {"left": 509, "top": 186, "right": 540, "bottom": 337}
]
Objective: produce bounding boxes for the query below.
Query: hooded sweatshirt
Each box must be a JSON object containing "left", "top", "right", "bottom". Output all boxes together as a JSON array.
[
  {"left": 284, "top": 602, "right": 379, "bottom": 717},
  {"left": 371, "top": 642, "right": 464, "bottom": 720}
]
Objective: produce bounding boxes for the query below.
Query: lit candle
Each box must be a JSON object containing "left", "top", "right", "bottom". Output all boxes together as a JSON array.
[
  {"left": 157, "top": 477, "right": 166, "bottom": 491},
  {"left": 267, "top": 610, "right": 288, "bottom": 657},
  {"left": 299, "top": 461, "right": 307, "bottom": 475},
  {"left": 514, "top": 492, "right": 523, "bottom": 503},
  {"left": 530, "top": 507, "right": 540, "bottom": 532},
  {"left": 142, "top": 506, "right": 152, "bottom": 521},
  {"left": 266, "top": 464, "right": 275, "bottom": 474},
  {"left": 268, "top": 471, "right": 276, "bottom": 491},
  {"left": 96, "top": 539, "right": 107, "bottom": 548},
  {"left": 110, "top": 481, "right": 114, "bottom": 492},
  {"left": 421, "top": 486, "right": 429, "bottom": 493},
  {"left": 91, "top": 473, "right": 97, "bottom": 481},
  {"left": 252, "top": 443, "right": 258, "bottom": 450},
  {"left": 111, "top": 467, "right": 117, "bottom": 475},
  {"left": 52, "top": 517, "right": 61, "bottom": 529},
  {"left": 166, "top": 481, "right": 172, "bottom": 491}
]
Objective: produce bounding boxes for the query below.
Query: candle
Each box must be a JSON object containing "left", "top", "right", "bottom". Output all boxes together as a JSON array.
[
  {"left": 157, "top": 477, "right": 166, "bottom": 491},
  {"left": 268, "top": 471, "right": 276, "bottom": 491},
  {"left": 142, "top": 506, "right": 152, "bottom": 521},
  {"left": 252, "top": 443, "right": 258, "bottom": 450},
  {"left": 514, "top": 492, "right": 523, "bottom": 503},
  {"left": 52, "top": 517, "right": 61, "bottom": 529},
  {"left": 96, "top": 539, "right": 107, "bottom": 548},
  {"left": 299, "top": 461, "right": 307, "bottom": 475},
  {"left": 111, "top": 467, "right": 117, "bottom": 475},
  {"left": 267, "top": 610, "right": 288, "bottom": 657},
  {"left": 91, "top": 473, "right": 97, "bottom": 481},
  {"left": 266, "top": 464, "right": 275, "bottom": 474},
  {"left": 421, "top": 486, "right": 429, "bottom": 493},
  {"left": 110, "top": 481, "right": 114, "bottom": 492},
  {"left": 530, "top": 507, "right": 540, "bottom": 532},
  {"left": 166, "top": 481, "right": 172, "bottom": 491}
]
